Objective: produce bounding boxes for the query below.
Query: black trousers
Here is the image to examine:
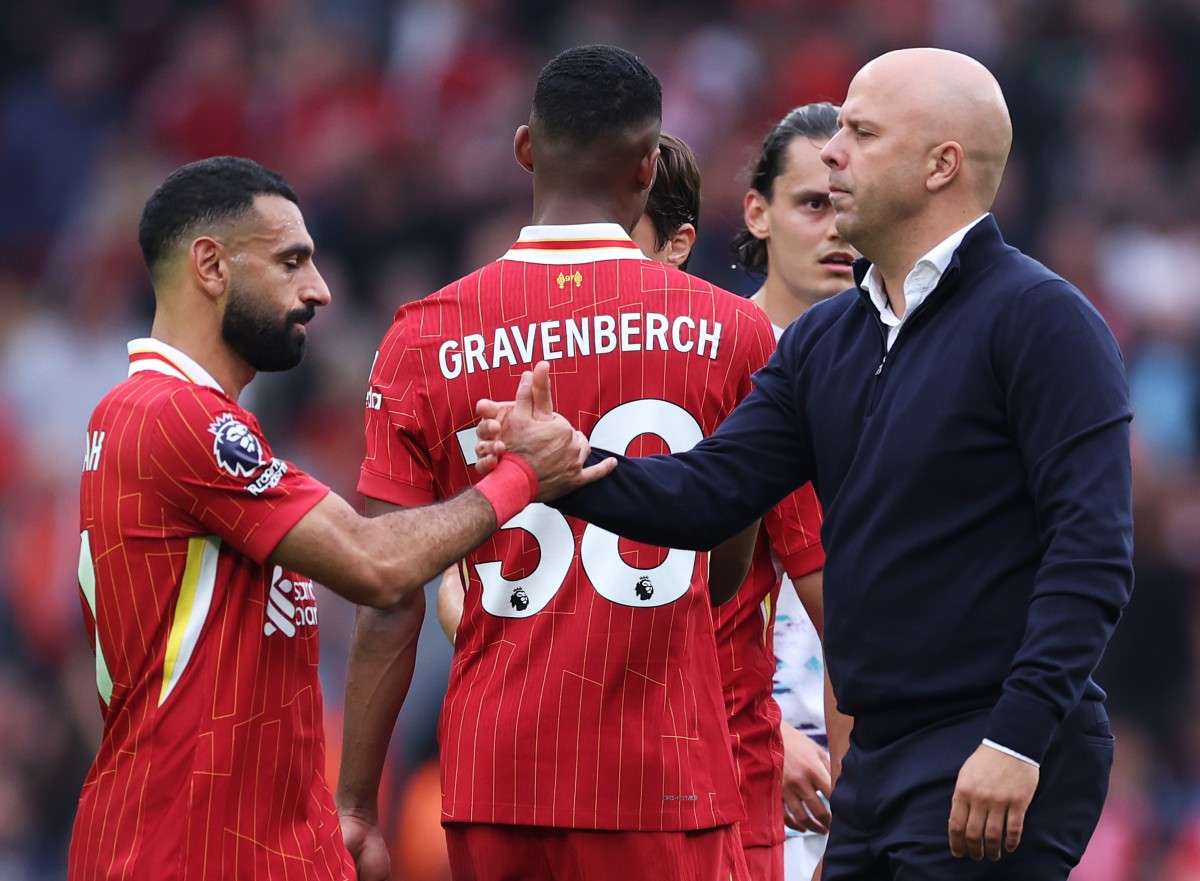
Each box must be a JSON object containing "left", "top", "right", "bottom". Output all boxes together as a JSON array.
[{"left": 823, "top": 699, "right": 1114, "bottom": 880}]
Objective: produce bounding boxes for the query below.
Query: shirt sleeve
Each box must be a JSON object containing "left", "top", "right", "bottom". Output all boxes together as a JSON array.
[
  {"left": 984, "top": 279, "right": 1134, "bottom": 763},
  {"left": 149, "top": 386, "right": 330, "bottom": 564},
  {"left": 358, "top": 317, "right": 437, "bottom": 507},
  {"left": 762, "top": 483, "right": 825, "bottom": 580}
]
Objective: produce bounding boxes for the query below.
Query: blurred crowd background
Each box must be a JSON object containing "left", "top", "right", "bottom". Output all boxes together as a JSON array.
[{"left": 1, "top": 0, "right": 1199, "bottom": 878}]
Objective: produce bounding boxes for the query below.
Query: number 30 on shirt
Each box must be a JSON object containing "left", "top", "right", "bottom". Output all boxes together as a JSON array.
[{"left": 456, "top": 398, "right": 703, "bottom": 617}]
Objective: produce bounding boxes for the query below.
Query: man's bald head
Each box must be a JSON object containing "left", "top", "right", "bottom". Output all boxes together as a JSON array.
[
  {"left": 820, "top": 48, "right": 1014, "bottom": 270},
  {"left": 854, "top": 48, "right": 1012, "bottom": 207}
]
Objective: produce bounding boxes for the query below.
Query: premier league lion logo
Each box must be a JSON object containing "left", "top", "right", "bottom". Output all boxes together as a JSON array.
[
  {"left": 634, "top": 576, "right": 654, "bottom": 601},
  {"left": 209, "top": 414, "right": 265, "bottom": 478},
  {"left": 510, "top": 585, "right": 530, "bottom": 611}
]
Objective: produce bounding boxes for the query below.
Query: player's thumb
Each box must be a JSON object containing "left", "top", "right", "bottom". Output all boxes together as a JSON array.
[{"left": 529, "top": 361, "right": 554, "bottom": 417}]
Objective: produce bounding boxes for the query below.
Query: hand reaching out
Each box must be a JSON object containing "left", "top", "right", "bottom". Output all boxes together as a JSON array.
[{"left": 477, "top": 362, "right": 616, "bottom": 501}]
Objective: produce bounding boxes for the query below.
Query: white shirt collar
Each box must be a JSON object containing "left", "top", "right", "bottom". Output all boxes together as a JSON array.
[
  {"left": 127, "top": 338, "right": 224, "bottom": 393},
  {"left": 860, "top": 214, "right": 989, "bottom": 328}
]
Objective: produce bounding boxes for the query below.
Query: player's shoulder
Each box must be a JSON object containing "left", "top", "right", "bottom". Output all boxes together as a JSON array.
[
  {"left": 656, "top": 266, "right": 774, "bottom": 326},
  {"left": 132, "top": 372, "right": 256, "bottom": 438},
  {"left": 380, "top": 262, "right": 498, "bottom": 340}
]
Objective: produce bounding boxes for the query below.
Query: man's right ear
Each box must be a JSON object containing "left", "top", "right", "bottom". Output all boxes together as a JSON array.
[
  {"left": 190, "top": 237, "right": 227, "bottom": 300},
  {"left": 514, "top": 125, "right": 534, "bottom": 173},
  {"left": 637, "top": 146, "right": 661, "bottom": 193},
  {"left": 743, "top": 189, "right": 771, "bottom": 241}
]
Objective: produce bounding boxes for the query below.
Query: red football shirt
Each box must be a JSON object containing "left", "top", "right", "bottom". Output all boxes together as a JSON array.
[
  {"left": 713, "top": 483, "right": 824, "bottom": 848},
  {"left": 361, "top": 223, "right": 775, "bottom": 831},
  {"left": 69, "top": 340, "right": 348, "bottom": 881}
]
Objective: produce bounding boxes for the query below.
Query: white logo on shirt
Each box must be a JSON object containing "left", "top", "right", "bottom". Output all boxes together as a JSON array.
[{"left": 263, "top": 566, "right": 319, "bottom": 636}]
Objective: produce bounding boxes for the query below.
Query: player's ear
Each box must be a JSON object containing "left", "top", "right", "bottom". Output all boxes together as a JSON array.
[
  {"left": 513, "top": 125, "right": 534, "bottom": 174},
  {"left": 744, "top": 190, "right": 770, "bottom": 241},
  {"left": 663, "top": 223, "right": 696, "bottom": 269},
  {"left": 190, "top": 236, "right": 228, "bottom": 300},
  {"left": 636, "top": 146, "right": 660, "bottom": 194}
]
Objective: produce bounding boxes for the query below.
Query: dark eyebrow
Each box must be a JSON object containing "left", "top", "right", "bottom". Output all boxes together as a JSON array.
[
  {"left": 277, "top": 244, "right": 314, "bottom": 261},
  {"left": 791, "top": 187, "right": 831, "bottom": 203}
]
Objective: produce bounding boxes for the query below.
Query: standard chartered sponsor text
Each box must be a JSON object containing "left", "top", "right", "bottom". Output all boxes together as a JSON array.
[{"left": 438, "top": 313, "right": 723, "bottom": 379}]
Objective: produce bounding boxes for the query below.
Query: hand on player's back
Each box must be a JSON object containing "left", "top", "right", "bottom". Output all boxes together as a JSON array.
[{"left": 480, "top": 361, "right": 616, "bottom": 501}]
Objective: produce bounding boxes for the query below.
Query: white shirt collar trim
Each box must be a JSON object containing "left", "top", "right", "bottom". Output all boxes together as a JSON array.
[
  {"left": 500, "top": 222, "right": 647, "bottom": 265},
  {"left": 127, "top": 338, "right": 224, "bottom": 392}
]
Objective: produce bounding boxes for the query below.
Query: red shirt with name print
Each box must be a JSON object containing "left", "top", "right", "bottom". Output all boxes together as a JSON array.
[
  {"left": 361, "top": 223, "right": 775, "bottom": 831},
  {"left": 69, "top": 339, "right": 345, "bottom": 881}
]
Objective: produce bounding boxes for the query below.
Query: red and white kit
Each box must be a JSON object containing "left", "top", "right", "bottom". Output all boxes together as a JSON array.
[
  {"left": 361, "top": 223, "right": 776, "bottom": 832},
  {"left": 70, "top": 340, "right": 349, "bottom": 881}
]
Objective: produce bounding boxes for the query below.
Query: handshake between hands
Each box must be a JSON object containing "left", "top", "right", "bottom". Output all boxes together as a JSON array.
[{"left": 474, "top": 361, "right": 617, "bottom": 502}]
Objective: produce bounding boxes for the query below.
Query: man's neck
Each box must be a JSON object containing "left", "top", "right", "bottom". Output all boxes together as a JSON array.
[
  {"left": 150, "top": 316, "right": 251, "bottom": 400},
  {"left": 751, "top": 277, "right": 824, "bottom": 329},
  {"left": 530, "top": 194, "right": 637, "bottom": 232}
]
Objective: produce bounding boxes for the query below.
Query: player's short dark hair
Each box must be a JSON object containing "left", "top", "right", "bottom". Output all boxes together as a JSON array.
[
  {"left": 531, "top": 45, "right": 661, "bottom": 146},
  {"left": 138, "top": 156, "right": 298, "bottom": 275},
  {"left": 732, "top": 102, "right": 840, "bottom": 276},
  {"left": 644, "top": 133, "right": 702, "bottom": 269}
]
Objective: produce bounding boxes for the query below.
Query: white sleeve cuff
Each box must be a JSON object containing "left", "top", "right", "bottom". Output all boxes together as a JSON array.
[{"left": 981, "top": 738, "right": 1040, "bottom": 768}]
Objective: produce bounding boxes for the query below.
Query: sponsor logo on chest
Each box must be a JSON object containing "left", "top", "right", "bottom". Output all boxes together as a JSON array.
[{"left": 263, "top": 565, "right": 319, "bottom": 636}]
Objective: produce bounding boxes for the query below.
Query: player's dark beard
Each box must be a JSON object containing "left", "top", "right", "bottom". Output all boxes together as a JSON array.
[{"left": 221, "top": 278, "right": 314, "bottom": 372}]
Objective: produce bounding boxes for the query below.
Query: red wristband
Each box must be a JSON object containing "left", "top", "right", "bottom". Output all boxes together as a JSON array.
[{"left": 475, "top": 454, "right": 538, "bottom": 526}]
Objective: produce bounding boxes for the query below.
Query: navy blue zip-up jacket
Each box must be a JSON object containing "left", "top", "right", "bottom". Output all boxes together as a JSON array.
[{"left": 554, "top": 216, "right": 1133, "bottom": 763}]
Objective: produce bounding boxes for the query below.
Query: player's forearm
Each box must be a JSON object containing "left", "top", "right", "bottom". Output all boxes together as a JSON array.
[
  {"left": 365, "top": 491, "right": 500, "bottom": 603},
  {"left": 336, "top": 595, "right": 426, "bottom": 818},
  {"left": 273, "top": 491, "right": 496, "bottom": 608}
]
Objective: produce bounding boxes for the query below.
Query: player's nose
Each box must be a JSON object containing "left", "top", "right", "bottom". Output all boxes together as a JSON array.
[{"left": 304, "top": 265, "right": 332, "bottom": 307}]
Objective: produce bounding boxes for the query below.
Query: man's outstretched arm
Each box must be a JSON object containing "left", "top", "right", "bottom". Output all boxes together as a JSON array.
[{"left": 477, "top": 365, "right": 814, "bottom": 551}]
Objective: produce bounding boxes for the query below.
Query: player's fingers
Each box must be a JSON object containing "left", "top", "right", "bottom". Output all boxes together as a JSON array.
[
  {"left": 783, "top": 797, "right": 821, "bottom": 834},
  {"left": 529, "top": 361, "right": 553, "bottom": 417},
  {"left": 807, "top": 791, "right": 832, "bottom": 830},
  {"left": 948, "top": 793, "right": 969, "bottom": 858},
  {"left": 475, "top": 452, "right": 501, "bottom": 476},
  {"left": 1005, "top": 802, "right": 1027, "bottom": 854},
  {"left": 477, "top": 418, "right": 503, "bottom": 443},
  {"left": 578, "top": 456, "right": 617, "bottom": 484},
  {"left": 476, "top": 438, "right": 504, "bottom": 463},
  {"left": 475, "top": 398, "right": 499, "bottom": 420}
]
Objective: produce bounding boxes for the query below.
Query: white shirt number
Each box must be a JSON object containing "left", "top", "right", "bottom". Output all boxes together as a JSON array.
[{"left": 456, "top": 398, "right": 703, "bottom": 616}]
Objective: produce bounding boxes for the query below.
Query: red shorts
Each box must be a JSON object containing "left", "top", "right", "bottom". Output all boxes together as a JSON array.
[
  {"left": 743, "top": 841, "right": 784, "bottom": 881},
  {"left": 445, "top": 823, "right": 750, "bottom": 881}
]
